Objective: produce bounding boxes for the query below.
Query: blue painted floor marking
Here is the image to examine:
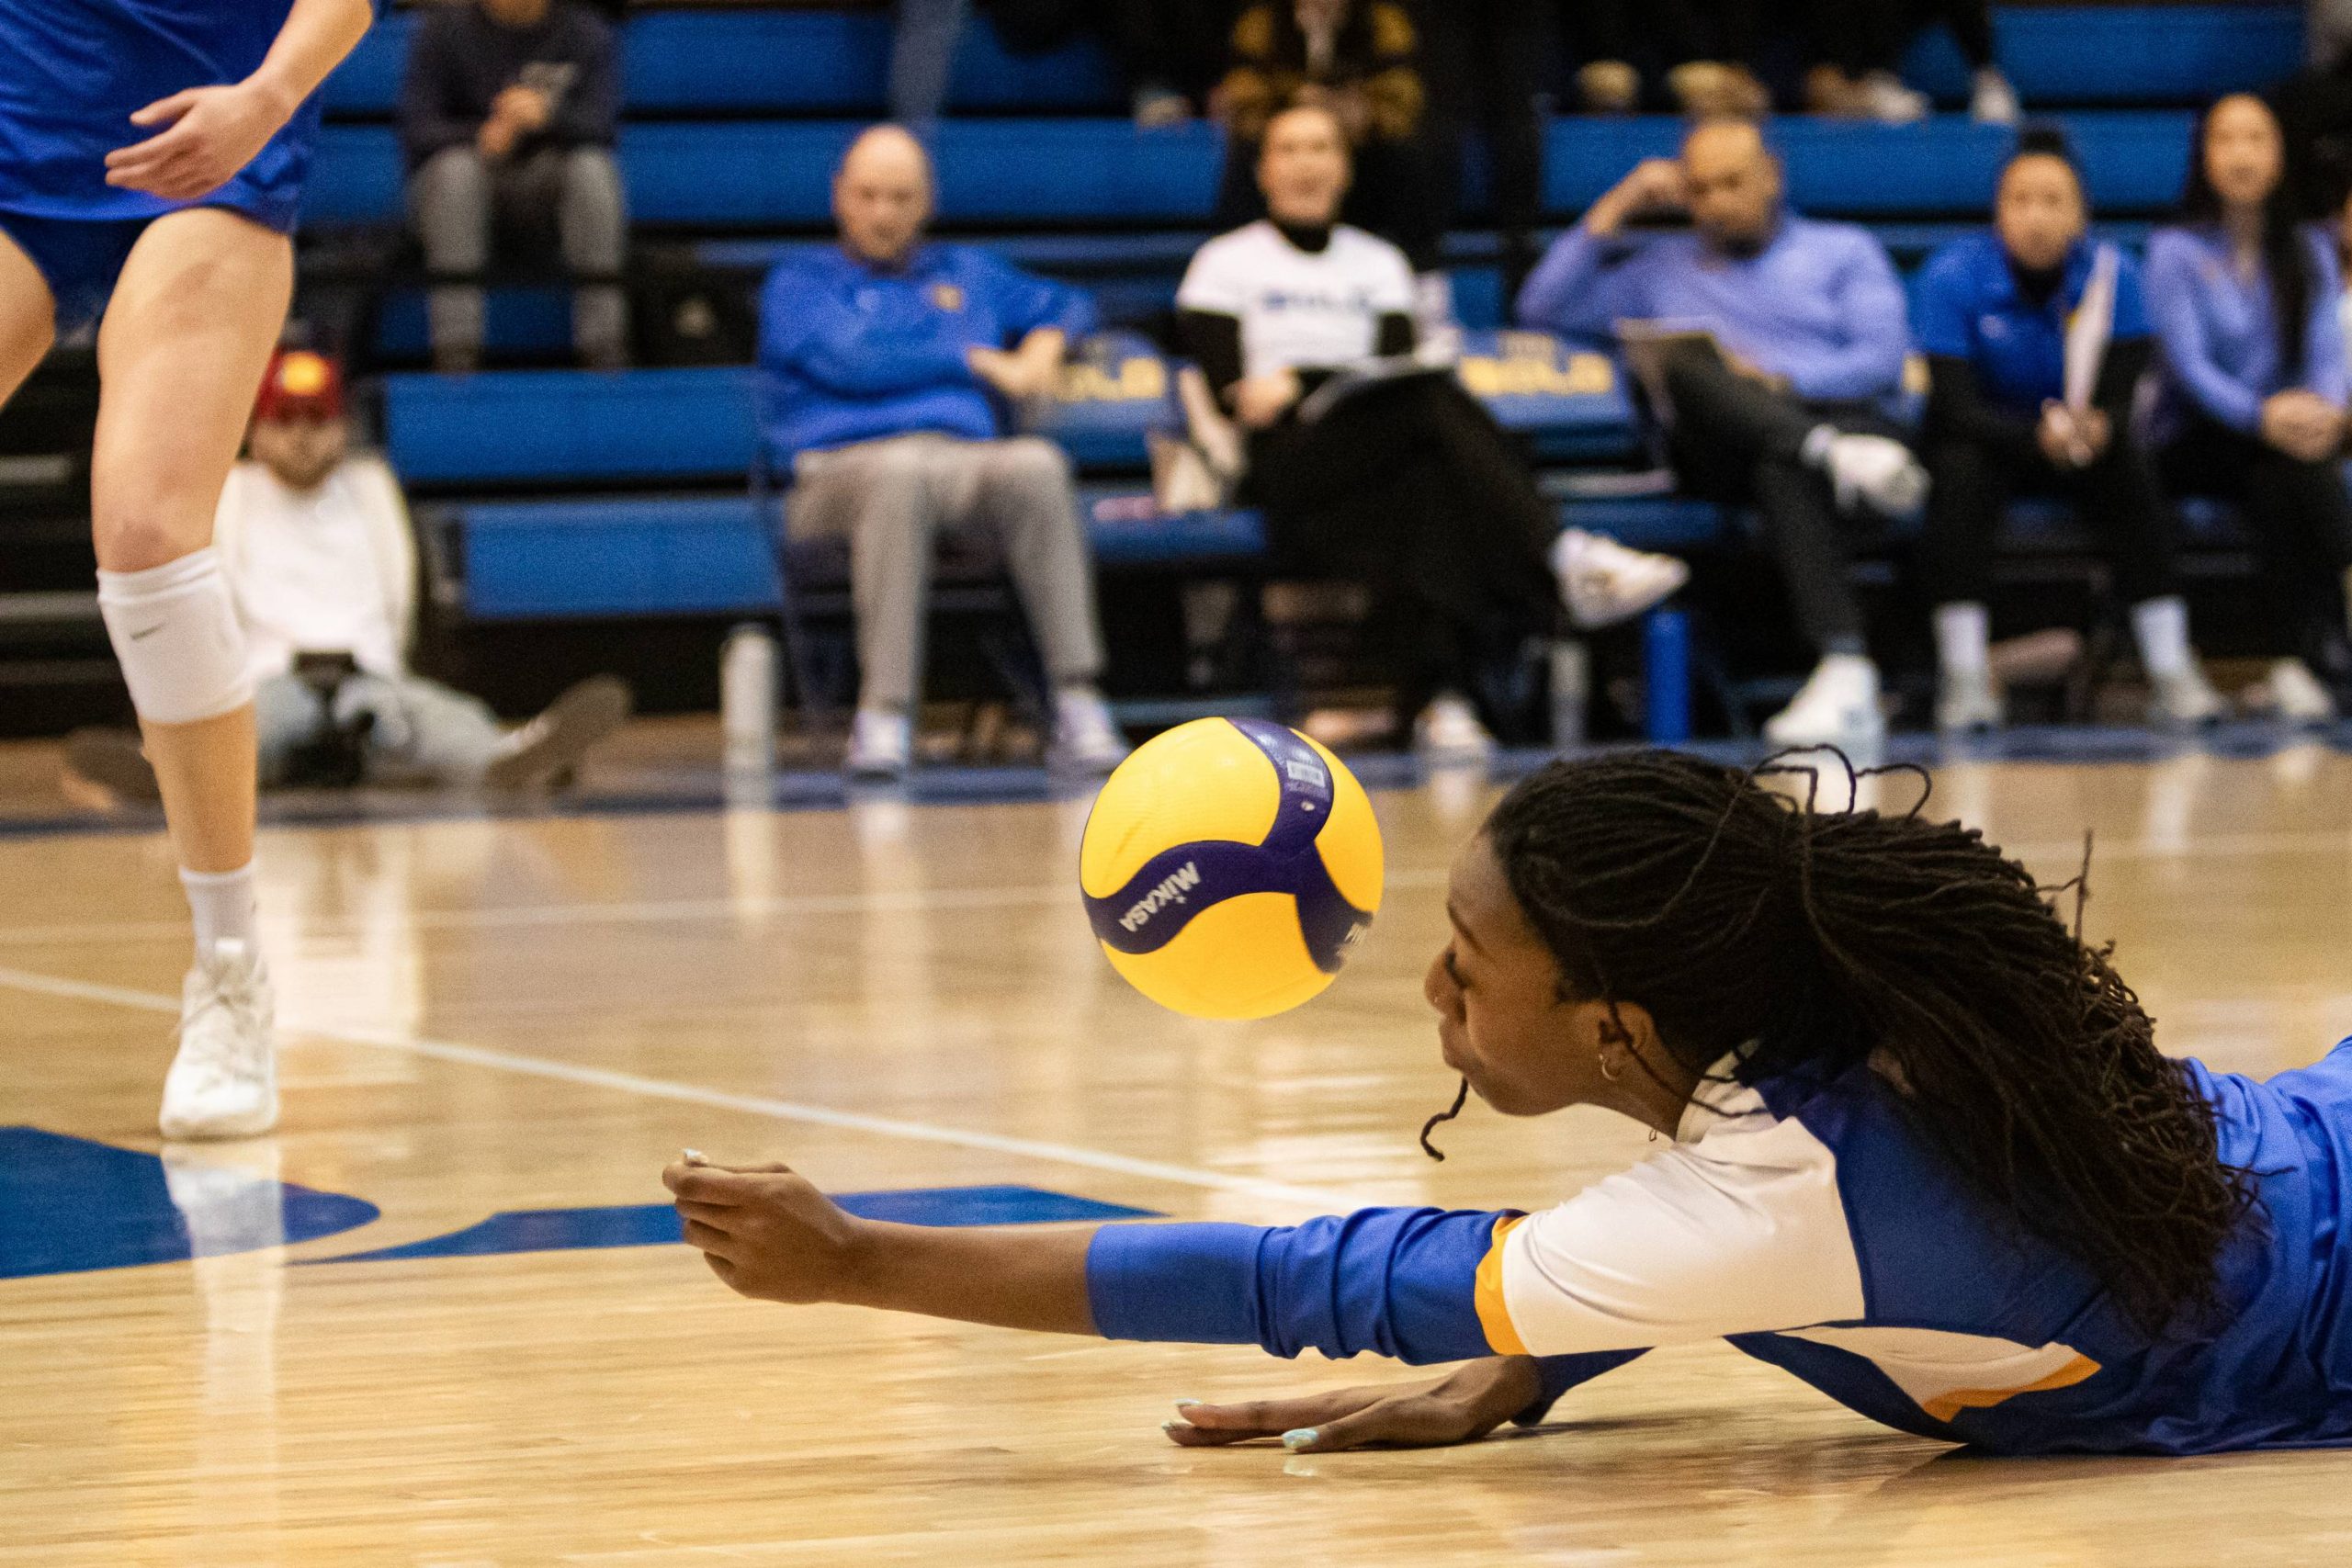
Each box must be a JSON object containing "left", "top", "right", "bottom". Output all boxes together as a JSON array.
[
  {"left": 0, "top": 1126, "right": 380, "bottom": 1280},
  {"left": 301, "top": 1186, "right": 1160, "bottom": 1265}
]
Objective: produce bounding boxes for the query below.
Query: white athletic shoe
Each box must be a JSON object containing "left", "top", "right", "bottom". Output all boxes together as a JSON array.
[
  {"left": 844, "top": 707, "right": 913, "bottom": 778},
  {"left": 2249, "top": 659, "right": 2337, "bottom": 727},
  {"left": 1971, "top": 68, "right": 2022, "bottom": 125},
  {"left": 1552, "top": 528, "right": 1690, "bottom": 630},
  {"left": 159, "top": 940, "right": 277, "bottom": 1143},
  {"left": 1051, "top": 687, "right": 1131, "bottom": 773},
  {"left": 1816, "top": 432, "right": 1929, "bottom": 520},
  {"left": 1936, "top": 665, "right": 2006, "bottom": 733},
  {"left": 2146, "top": 665, "right": 2227, "bottom": 729},
  {"left": 1762, "top": 654, "right": 1886, "bottom": 748},
  {"left": 1860, "top": 71, "right": 1930, "bottom": 124},
  {"left": 1415, "top": 693, "right": 1496, "bottom": 765}
]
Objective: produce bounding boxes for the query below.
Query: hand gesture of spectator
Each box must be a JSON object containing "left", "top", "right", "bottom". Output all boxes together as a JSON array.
[{"left": 1582, "top": 159, "right": 1690, "bottom": 238}]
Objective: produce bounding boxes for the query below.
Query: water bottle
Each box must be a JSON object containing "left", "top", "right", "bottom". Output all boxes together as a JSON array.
[
  {"left": 1548, "top": 639, "right": 1589, "bottom": 751},
  {"left": 1644, "top": 608, "right": 1691, "bottom": 744},
  {"left": 720, "top": 623, "right": 776, "bottom": 773}
]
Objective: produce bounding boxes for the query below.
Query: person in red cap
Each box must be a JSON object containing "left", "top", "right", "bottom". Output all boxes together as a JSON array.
[{"left": 69, "top": 348, "right": 633, "bottom": 802}]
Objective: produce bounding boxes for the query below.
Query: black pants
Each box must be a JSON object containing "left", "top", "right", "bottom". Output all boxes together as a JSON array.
[
  {"left": 1104, "top": 0, "right": 1238, "bottom": 102},
  {"left": 1245, "top": 376, "right": 1559, "bottom": 726},
  {"left": 1659, "top": 353, "right": 1891, "bottom": 652},
  {"left": 1807, "top": 0, "right": 1993, "bottom": 75},
  {"left": 2161, "top": 417, "right": 2352, "bottom": 666},
  {"left": 1576, "top": 0, "right": 1761, "bottom": 71},
  {"left": 1215, "top": 135, "right": 1446, "bottom": 275},
  {"left": 1418, "top": 0, "right": 1544, "bottom": 302},
  {"left": 1919, "top": 428, "right": 2178, "bottom": 609}
]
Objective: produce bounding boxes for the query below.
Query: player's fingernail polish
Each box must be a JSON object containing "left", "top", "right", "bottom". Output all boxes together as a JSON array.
[
  {"left": 1173, "top": 1399, "right": 1203, "bottom": 1410},
  {"left": 1160, "top": 1419, "right": 1189, "bottom": 1434},
  {"left": 1281, "top": 1428, "right": 1317, "bottom": 1450}
]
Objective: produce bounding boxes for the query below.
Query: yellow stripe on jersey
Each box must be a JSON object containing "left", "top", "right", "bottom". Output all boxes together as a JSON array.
[
  {"left": 1474, "top": 1214, "right": 1531, "bottom": 1356},
  {"left": 1921, "top": 1353, "right": 2103, "bottom": 1423}
]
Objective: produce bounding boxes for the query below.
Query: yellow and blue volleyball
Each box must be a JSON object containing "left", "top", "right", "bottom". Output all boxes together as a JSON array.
[{"left": 1080, "top": 717, "right": 1384, "bottom": 1020}]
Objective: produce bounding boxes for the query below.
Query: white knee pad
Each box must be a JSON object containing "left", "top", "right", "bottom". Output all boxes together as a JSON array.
[{"left": 96, "top": 547, "right": 254, "bottom": 725}]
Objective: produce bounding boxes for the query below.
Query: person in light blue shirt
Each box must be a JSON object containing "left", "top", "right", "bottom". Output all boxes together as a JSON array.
[
  {"left": 1910, "top": 130, "right": 2222, "bottom": 733},
  {"left": 2146, "top": 94, "right": 2352, "bottom": 723},
  {"left": 669, "top": 749, "right": 2352, "bottom": 1461},
  {"left": 1518, "top": 118, "right": 1923, "bottom": 750},
  {"left": 756, "top": 125, "right": 1125, "bottom": 778}
]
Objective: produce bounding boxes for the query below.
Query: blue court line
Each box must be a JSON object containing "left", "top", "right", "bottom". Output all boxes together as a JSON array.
[
  {"left": 8, "top": 722, "right": 2347, "bottom": 843},
  {"left": 0, "top": 1126, "right": 380, "bottom": 1280},
  {"left": 300, "top": 1186, "right": 1160, "bottom": 1264}
]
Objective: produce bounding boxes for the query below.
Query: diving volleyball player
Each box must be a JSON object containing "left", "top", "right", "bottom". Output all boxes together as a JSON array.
[
  {"left": 670, "top": 751, "right": 2352, "bottom": 1457},
  {"left": 1, "top": 0, "right": 377, "bottom": 1137}
]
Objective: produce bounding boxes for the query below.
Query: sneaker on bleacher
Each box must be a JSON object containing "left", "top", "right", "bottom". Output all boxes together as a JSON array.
[
  {"left": 1415, "top": 694, "right": 1496, "bottom": 766},
  {"left": 2245, "top": 659, "right": 2337, "bottom": 727},
  {"left": 1552, "top": 528, "right": 1689, "bottom": 630},
  {"left": 1763, "top": 654, "right": 1886, "bottom": 750}
]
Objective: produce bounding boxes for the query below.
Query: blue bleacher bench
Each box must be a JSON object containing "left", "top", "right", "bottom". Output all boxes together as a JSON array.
[
  {"left": 325, "top": 9, "right": 1126, "bottom": 119},
  {"left": 325, "top": 7, "right": 2298, "bottom": 122},
  {"left": 381, "top": 331, "right": 1637, "bottom": 487},
  {"left": 309, "top": 111, "right": 2197, "bottom": 231}
]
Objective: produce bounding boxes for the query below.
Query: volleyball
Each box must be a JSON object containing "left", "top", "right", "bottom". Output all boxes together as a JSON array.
[{"left": 1079, "top": 717, "right": 1384, "bottom": 1020}]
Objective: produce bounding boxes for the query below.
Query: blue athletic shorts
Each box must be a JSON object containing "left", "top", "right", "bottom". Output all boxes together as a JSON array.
[
  {"left": 0, "top": 209, "right": 152, "bottom": 334},
  {"left": 0, "top": 201, "right": 293, "bottom": 335}
]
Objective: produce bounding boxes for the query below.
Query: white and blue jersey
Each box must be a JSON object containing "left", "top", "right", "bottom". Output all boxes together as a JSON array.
[
  {"left": 0, "top": 1, "right": 357, "bottom": 326},
  {"left": 1090, "top": 1039, "right": 2352, "bottom": 1455}
]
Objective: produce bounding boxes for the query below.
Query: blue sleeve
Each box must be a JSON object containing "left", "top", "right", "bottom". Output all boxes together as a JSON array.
[
  {"left": 1787, "top": 231, "right": 1912, "bottom": 402},
  {"left": 2146, "top": 231, "right": 2264, "bottom": 434},
  {"left": 1086, "top": 1208, "right": 1521, "bottom": 1366},
  {"left": 1516, "top": 229, "right": 1641, "bottom": 346},
  {"left": 1909, "top": 246, "right": 1979, "bottom": 363},
  {"left": 1513, "top": 1350, "right": 1650, "bottom": 1427},
  {"left": 974, "top": 253, "right": 1098, "bottom": 344},
  {"left": 757, "top": 264, "right": 978, "bottom": 398},
  {"left": 2301, "top": 229, "right": 2348, "bottom": 407},
  {"left": 2110, "top": 249, "right": 2153, "bottom": 343}
]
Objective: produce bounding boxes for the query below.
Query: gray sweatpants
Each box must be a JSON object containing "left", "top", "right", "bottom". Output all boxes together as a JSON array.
[
  {"left": 787, "top": 434, "right": 1108, "bottom": 711},
  {"left": 254, "top": 671, "right": 503, "bottom": 786},
  {"left": 409, "top": 144, "right": 628, "bottom": 366}
]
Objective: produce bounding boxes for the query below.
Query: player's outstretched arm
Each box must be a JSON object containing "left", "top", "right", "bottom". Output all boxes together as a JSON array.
[
  {"left": 106, "top": 0, "right": 377, "bottom": 200},
  {"left": 663, "top": 1158, "right": 1101, "bottom": 1334}
]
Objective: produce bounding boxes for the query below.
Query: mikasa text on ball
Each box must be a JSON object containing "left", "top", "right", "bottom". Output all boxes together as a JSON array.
[{"left": 1079, "top": 717, "right": 1384, "bottom": 1020}]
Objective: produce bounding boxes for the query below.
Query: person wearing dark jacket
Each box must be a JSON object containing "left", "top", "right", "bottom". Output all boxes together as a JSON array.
[
  {"left": 401, "top": 0, "right": 628, "bottom": 371},
  {"left": 1909, "top": 130, "right": 2220, "bottom": 731}
]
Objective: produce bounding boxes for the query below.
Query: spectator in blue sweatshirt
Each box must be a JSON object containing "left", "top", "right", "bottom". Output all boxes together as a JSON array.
[
  {"left": 1518, "top": 118, "right": 1923, "bottom": 749},
  {"left": 758, "top": 126, "right": 1127, "bottom": 778},
  {"left": 401, "top": 0, "right": 627, "bottom": 373},
  {"left": 2148, "top": 94, "right": 2352, "bottom": 724},
  {"left": 1911, "top": 130, "right": 2222, "bottom": 734}
]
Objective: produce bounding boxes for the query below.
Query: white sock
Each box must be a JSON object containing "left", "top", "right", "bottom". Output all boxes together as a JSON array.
[
  {"left": 1934, "top": 602, "right": 1990, "bottom": 676},
  {"left": 2131, "top": 595, "right": 2191, "bottom": 680},
  {"left": 180, "top": 863, "right": 259, "bottom": 965}
]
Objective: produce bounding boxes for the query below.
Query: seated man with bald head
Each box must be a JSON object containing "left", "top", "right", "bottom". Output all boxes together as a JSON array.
[
  {"left": 758, "top": 125, "right": 1127, "bottom": 777},
  {"left": 1519, "top": 118, "right": 1923, "bottom": 749}
]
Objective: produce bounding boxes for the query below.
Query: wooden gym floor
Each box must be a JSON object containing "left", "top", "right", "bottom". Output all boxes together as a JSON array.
[{"left": 5, "top": 730, "right": 2352, "bottom": 1566}]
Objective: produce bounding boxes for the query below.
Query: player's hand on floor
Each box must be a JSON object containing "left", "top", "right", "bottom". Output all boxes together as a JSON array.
[
  {"left": 663, "top": 1156, "right": 865, "bottom": 1303},
  {"left": 1161, "top": 1356, "right": 1546, "bottom": 1453},
  {"left": 107, "top": 82, "right": 293, "bottom": 200}
]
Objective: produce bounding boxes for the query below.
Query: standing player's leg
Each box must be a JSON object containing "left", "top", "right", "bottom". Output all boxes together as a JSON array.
[
  {"left": 0, "top": 231, "right": 59, "bottom": 413},
  {"left": 90, "top": 207, "right": 292, "bottom": 1140}
]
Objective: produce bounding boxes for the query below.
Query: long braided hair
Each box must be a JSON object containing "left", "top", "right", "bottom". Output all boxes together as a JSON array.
[{"left": 1481, "top": 750, "right": 2252, "bottom": 1336}]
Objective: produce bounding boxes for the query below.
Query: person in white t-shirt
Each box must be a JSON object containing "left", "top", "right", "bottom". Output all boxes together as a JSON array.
[
  {"left": 66, "top": 351, "right": 630, "bottom": 799},
  {"left": 1175, "top": 103, "right": 1685, "bottom": 757}
]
